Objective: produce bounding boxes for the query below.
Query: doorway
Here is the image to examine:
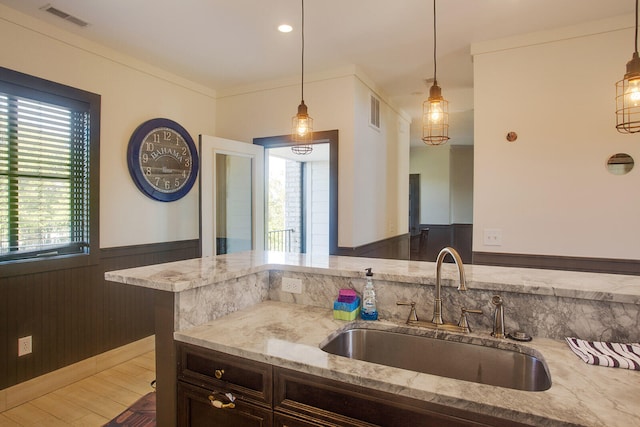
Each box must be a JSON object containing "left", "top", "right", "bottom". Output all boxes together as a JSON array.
[
  {"left": 254, "top": 130, "right": 339, "bottom": 255},
  {"left": 266, "top": 144, "right": 330, "bottom": 254},
  {"left": 409, "top": 174, "right": 420, "bottom": 236}
]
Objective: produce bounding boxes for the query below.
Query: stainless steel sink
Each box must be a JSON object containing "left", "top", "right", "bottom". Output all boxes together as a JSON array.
[{"left": 321, "top": 328, "right": 551, "bottom": 392}]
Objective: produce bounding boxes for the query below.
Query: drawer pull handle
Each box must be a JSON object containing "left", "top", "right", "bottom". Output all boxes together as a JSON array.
[
  {"left": 208, "top": 391, "right": 236, "bottom": 409},
  {"left": 214, "top": 369, "right": 224, "bottom": 379},
  {"left": 208, "top": 396, "right": 235, "bottom": 409}
]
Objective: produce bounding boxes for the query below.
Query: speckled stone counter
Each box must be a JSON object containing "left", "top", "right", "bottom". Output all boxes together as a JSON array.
[
  {"left": 175, "top": 301, "right": 640, "bottom": 427},
  {"left": 105, "top": 250, "right": 640, "bottom": 426},
  {"left": 106, "top": 250, "right": 640, "bottom": 341},
  {"left": 105, "top": 250, "right": 640, "bottom": 303}
]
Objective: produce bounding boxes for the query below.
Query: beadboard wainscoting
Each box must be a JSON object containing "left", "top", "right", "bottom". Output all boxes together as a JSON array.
[{"left": 0, "top": 239, "right": 199, "bottom": 392}]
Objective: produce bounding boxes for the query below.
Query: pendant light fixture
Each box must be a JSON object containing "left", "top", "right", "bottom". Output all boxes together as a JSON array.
[
  {"left": 291, "top": 0, "right": 313, "bottom": 155},
  {"left": 422, "top": 0, "right": 450, "bottom": 145},
  {"left": 616, "top": 0, "right": 640, "bottom": 133}
]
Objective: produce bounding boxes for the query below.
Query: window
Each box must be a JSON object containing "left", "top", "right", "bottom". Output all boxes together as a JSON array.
[{"left": 0, "top": 67, "right": 99, "bottom": 268}]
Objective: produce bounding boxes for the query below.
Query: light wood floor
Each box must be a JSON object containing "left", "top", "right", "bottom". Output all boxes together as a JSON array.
[{"left": 0, "top": 351, "right": 156, "bottom": 426}]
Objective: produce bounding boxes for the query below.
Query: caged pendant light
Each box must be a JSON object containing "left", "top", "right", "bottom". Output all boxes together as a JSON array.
[
  {"left": 422, "top": 0, "right": 450, "bottom": 145},
  {"left": 291, "top": 0, "right": 313, "bottom": 155},
  {"left": 616, "top": 0, "right": 640, "bottom": 133}
]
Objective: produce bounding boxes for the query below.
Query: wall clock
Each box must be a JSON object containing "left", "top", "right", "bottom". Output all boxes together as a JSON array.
[{"left": 127, "top": 118, "right": 199, "bottom": 202}]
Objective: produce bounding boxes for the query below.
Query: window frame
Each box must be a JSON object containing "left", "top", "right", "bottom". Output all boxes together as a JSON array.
[{"left": 0, "top": 67, "right": 100, "bottom": 277}]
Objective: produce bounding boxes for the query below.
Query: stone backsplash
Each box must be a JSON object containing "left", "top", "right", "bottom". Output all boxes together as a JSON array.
[{"left": 269, "top": 270, "right": 640, "bottom": 342}]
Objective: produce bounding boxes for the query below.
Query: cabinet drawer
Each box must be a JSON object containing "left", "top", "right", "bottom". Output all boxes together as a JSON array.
[
  {"left": 274, "top": 367, "right": 532, "bottom": 427},
  {"left": 178, "top": 381, "right": 272, "bottom": 427},
  {"left": 177, "top": 342, "right": 272, "bottom": 406}
]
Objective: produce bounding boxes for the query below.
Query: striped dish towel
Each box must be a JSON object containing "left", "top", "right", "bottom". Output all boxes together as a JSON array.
[{"left": 565, "top": 337, "right": 640, "bottom": 370}]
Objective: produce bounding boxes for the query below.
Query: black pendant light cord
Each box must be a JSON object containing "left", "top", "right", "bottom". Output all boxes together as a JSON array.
[
  {"left": 301, "top": 0, "right": 305, "bottom": 102},
  {"left": 635, "top": 0, "right": 639, "bottom": 54},
  {"left": 433, "top": 0, "right": 437, "bottom": 82}
]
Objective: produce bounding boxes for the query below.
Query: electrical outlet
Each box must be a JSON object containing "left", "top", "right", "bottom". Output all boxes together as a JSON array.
[
  {"left": 483, "top": 228, "right": 503, "bottom": 246},
  {"left": 282, "top": 277, "right": 302, "bottom": 294},
  {"left": 18, "top": 336, "right": 32, "bottom": 357}
]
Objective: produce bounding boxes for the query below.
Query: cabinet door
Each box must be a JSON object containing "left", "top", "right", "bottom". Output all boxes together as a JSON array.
[{"left": 178, "top": 381, "right": 272, "bottom": 427}]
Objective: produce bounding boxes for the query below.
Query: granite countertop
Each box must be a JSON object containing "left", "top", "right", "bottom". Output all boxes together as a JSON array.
[
  {"left": 175, "top": 300, "right": 640, "bottom": 427},
  {"left": 105, "top": 250, "right": 640, "bottom": 304}
]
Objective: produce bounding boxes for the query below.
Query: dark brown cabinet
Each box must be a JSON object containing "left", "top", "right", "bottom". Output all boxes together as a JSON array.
[
  {"left": 274, "top": 412, "right": 338, "bottom": 427},
  {"left": 178, "top": 381, "right": 273, "bottom": 426},
  {"left": 177, "top": 342, "right": 533, "bottom": 427},
  {"left": 177, "top": 343, "right": 273, "bottom": 426}
]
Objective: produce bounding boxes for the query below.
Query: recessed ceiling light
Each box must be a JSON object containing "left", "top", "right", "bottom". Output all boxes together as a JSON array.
[{"left": 278, "top": 24, "right": 293, "bottom": 33}]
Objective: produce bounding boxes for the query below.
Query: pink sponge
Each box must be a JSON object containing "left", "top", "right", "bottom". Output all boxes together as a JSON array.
[{"left": 338, "top": 288, "right": 357, "bottom": 303}]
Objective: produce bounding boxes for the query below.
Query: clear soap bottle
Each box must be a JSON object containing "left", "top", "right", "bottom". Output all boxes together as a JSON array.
[{"left": 361, "top": 268, "right": 378, "bottom": 320}]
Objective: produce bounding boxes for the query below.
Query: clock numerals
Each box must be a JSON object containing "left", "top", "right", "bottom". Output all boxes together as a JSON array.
[{"left": 138, "top": 127, "right": 192, "bottom": 193}]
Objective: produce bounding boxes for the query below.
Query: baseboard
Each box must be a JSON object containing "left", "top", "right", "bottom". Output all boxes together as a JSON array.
[
  {"left": 0, "top": 335, "right": 155, "bottom": 412},
  {"left": 473, "top": 252, "right": 640, "bottom": 275},
  {"left": 335, "top": 234, "right": 410, "bottom": 260}
]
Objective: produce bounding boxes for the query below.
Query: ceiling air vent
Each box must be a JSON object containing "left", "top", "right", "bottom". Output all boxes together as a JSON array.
[{"left": 40, "top": 4, "right": 89, "bottom": 27}]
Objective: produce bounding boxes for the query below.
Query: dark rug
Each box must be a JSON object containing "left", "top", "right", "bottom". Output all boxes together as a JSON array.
[{"left": 103, "top": 391, "right": 156, "bottom": 427}]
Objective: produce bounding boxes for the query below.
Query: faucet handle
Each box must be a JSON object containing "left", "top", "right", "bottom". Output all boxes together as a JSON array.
[
  {"left": 396, "top": 301, "right": 418, "bottom": 323},
  {"left": 491, "top": 295, "right": 506, "bottom": 338},
  {"left": 457, "top": 307, "right": 483, "bottom": 333}
]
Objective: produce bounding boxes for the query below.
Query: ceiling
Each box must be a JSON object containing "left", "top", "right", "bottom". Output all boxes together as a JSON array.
[{"left": 1, "top": 0, "right": 635, "bottom": 146}]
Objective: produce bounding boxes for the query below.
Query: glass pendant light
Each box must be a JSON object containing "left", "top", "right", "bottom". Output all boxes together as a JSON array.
[
  {"left": 422, "top": 0, "right": 450, "bottom": 145},
  {"left": 616, "top": 0, "right": 640, "bottom": 133},
  {"left": 291, "top": 0, "right": 313, "bottom": 155}
]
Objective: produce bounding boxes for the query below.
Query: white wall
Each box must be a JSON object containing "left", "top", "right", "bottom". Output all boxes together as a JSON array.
[
  {"left": 409, "top": 145, "right": 474, "bottom": 226},
  {"left": 450, "top": 146, "right": 474, "bottom": 224},
  {"left": 216, "top": 68, "right": 410, "bottom": 248},
  {"left": 352, "top": 76, "right": 410, "bottom": 245},
  {"left": 306, "top": 161, "right": 330, "bottom": 254},
  {"left": 409, "top": 146, "right": 451, "bottom": 224},
  {"left": 0, "top": 5, "right": 217, "bottom": 248},
  {"left": 216, "top": 72, "right": 356, "bottom": 247},
  {"left": 472, "top": 15, "right": 640, "bottom": 259},
  {"left": 0, "top": 5, "right": 410, "bottom": 251}
]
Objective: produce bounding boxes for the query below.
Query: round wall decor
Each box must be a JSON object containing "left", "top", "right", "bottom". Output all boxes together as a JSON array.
[{"left": 127, "top": 118, "right": 199, "bottom": 202}]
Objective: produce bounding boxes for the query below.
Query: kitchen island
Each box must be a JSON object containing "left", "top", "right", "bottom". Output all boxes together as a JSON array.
[
  {"left": 106, "top": 250, "right": 640, "bottom": 426},
  {"left": 176, "top": 300, "right": 639, "bottom": 427}
]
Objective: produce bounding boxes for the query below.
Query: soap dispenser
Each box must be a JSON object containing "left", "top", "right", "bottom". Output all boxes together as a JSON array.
[{"left": 361, "top": 268, "right": 378, "bottom": 320}]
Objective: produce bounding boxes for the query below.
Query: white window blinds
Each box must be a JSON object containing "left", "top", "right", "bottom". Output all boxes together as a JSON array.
[{"left": 0, "top": 89, "right": 91, "bottom": 261}]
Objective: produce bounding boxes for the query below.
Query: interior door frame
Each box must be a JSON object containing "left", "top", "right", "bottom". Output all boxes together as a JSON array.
[
  {"left": 409, "top": 173, "right": 420, "bottom": 236},
  {"left": 199, "top": 135, "right": 264, "bottom": 257},
  {"left": 253, "top": 130, "right": 338, "bottom": 255}
]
